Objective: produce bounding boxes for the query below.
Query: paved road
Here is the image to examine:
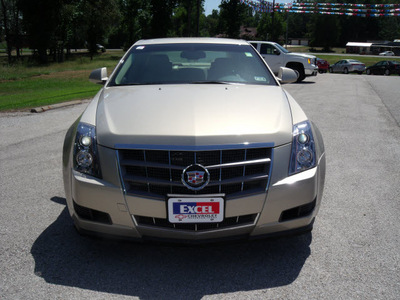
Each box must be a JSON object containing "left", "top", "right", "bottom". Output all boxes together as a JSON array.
[{"left": 0, "top": 74, "right": 399, "bottom": 299}]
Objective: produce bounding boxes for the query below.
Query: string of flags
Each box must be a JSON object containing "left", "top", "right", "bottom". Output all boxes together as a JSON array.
[{"left": 239, "top": 0, "right": 400, "bottom": 17}]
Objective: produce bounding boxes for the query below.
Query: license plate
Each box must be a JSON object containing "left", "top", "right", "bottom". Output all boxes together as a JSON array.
[{"left": 168, "top": 197, "right": 224, "bottom": 223}]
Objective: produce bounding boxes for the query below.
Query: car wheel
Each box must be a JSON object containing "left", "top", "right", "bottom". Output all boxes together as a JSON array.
[
  {"left": 329, "top": 67, "right": 333, "bottom": 73},
  {"left": 290, "top": 65, "right": 305, "bottom": 82},
  {"left": 344, "top": 67, "right": 349, "bottom": 74},
  {"left": 366, "top": 69, "right": 371, "bottom": 75},
  {"left": 384, "top": 69, "right": 390, "bottom": 76}
]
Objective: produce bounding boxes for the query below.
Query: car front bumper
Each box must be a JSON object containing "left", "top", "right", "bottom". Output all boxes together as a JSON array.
[
  {"left": 65, "top": 143, "right": 326, "bottom": 243},
  {"left": 305, "top": 66, "right": 319, "bottom": 77}
]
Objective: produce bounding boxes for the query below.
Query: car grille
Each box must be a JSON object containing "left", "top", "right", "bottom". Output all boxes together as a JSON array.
[
  {"left": 117, "top": 146, "right": 272, "bottom": 200},
  {"left": 134, "top": 214, "right": 258, "bottom": 231}
]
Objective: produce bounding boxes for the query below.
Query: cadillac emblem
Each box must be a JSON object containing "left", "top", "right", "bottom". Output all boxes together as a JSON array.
[{"left": 182, "top": 164, "right": 210, "bottom": 191}]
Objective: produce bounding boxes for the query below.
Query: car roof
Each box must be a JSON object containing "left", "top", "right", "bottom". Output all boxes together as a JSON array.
[
  {"left": 134, "top": 37, "right": 250, "bottom": 46},
  {"left": 248, "top": 40, "right": 277, "bottom": 45}
]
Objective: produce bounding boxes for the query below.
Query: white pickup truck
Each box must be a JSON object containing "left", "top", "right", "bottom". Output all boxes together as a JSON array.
[{"left": 250, "top": 41, "right": 318, "bottom": 82}]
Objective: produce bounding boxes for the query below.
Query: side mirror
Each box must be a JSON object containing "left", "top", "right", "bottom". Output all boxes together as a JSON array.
[
  {"left": 89, "top": 67, "right": 108, "bottom": 84},
  {"left": 277, "top": 67, "right": 298, "bottom": 84},
  {"left": 273, "top": 48, "right": 281, "bottom": 56}
]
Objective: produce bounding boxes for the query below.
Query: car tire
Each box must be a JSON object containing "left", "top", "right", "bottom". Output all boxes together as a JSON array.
[
  {"left": 366, "top": 69, "right": 371, "bottom": 75},
  {"left": 344, "top": 67, "right": 349, "bottom": 74},
  {"left": 289, "top": 65, "right": 305, "bottom": 82},
  {"left": 384, "top": 69, "right": 390, "bottom": 76},
  {"left": 329, "top": 67, "right": 333, "bottom": 73}
]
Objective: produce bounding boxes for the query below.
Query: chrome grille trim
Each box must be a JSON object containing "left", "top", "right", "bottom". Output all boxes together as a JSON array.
[{"left": 117, "top": 144, "right": 273, "bottom": 200}]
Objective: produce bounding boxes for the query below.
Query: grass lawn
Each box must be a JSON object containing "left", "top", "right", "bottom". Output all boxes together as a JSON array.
[{"left": 0, "top": 51, "right": 123, "bottom": 111}]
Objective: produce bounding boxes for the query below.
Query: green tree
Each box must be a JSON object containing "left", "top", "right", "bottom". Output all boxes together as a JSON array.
[
  {"left": 202, "top": 9, "right": 219, "bottom": 37},
  {"left": 218, "top": 0, "right": 248, "bottom": 38},
  {"left": 150, "top": 0, "right": 177, "bottom": 37},
  {"left": 1, "top": 0, "right": 23, "bottom": 62},
  {"left": 170, "top": 0, "right": 204, "bottom": 37},
  {"left": 379, "top": 17, "right": 400, "bottom": 41},
  {"left": 111, "top": 0, "right": 151, "bottom": 49},
  {"left": 76, "top": 0, "right": 120, "bottom": 59},
  {"left": 256, "top": 11, "right": 285, "bottom": 42},
  {"left": 18, "top": 0, "right": 62, "bottom": 63},
  {"left": 309, "top": 14, "right": 340, "bottom": 51}
]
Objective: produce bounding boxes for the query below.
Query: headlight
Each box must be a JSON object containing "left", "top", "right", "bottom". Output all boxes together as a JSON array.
[
  {"left": 73, "top": 122, "right": 102, "bottom": 178},
  {"left": 289, "top": 121, "right": 316, "bottom": 175}
]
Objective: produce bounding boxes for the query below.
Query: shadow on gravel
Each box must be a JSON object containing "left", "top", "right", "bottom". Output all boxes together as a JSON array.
[
  {"left": 294, "top": 81, "right": 316, "bottom": 85},
  {"left": 31, "top": 196, "right": 311, "bottom": 299}
]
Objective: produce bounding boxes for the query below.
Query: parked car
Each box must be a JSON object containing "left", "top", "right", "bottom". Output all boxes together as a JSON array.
[
  {"left": 366, "top": 60, "right": 400, "bottom": 75},
  {"left": 316, "top": 58, "right": 329, "bottom": 73},
  {"left": 63, "top": 38, "right": 325, "bottom": 243},
  {"left": 329, "top": 59, "right": 365, "bottom": 74},
  {"left": 379, "top": 51, "right": 395, "bottom": 56}
]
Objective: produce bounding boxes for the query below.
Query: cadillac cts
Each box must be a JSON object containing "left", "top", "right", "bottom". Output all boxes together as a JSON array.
[{"left": 63, "top": 38, "right": 326, "bottom": 242}]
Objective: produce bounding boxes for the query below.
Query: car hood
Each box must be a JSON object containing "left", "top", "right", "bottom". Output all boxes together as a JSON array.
[
  {"left": 95, "top": 85, "right": 293, "bottom": 148},
  {"left": 287, "top": 52, "right": 316, "bottom": 60}
]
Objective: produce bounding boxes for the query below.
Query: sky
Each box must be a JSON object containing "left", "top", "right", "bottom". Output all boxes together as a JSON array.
[{"left": 204, "top": 0, "right": 293, "bottom": 16}]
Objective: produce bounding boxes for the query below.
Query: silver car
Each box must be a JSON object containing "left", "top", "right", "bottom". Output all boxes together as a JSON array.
[
  {"left": 379, "top": 51, "right": 395, "bottom": 56},
  {"left": 63, "top": 38, "right": 326, "bottom": 243},
  {"left": 329, "top": 59, "right": 366, "bottom": 74}
]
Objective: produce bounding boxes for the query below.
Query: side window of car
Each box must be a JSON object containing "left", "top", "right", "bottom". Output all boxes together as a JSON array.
[
  {"left": 250, "top": 43, "right": 258, "bottom": 50},
  {"left": 259, "top": 44, "right": 274, "bottom": 55}
]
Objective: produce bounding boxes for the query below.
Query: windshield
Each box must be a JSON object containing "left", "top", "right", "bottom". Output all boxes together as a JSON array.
[
  {"left": 274, "top": 43, "right": 290, "bottom": 54},
  {"left": 108, "top": 43, "right": 277, "bottom": 86}
]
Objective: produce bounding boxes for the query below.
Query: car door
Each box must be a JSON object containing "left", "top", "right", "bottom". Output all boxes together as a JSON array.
[
  {"left": 378, "top": 61, "right": 386, "bottom": 74},
  {"left": 370, "top": 62, "right": 379, "bottom": 74},
  {"left": 342, "top": 60, "right": 350, "bottom": 72},
  {"left": 333, "top": 60, "right": 343, "bottom": 72},
  {"left": 259, "top": 43, "right": 283, "bottom": 74}
]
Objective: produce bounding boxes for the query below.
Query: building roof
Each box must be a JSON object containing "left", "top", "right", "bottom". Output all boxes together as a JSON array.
[{"left": 346, "top": 42, "right": 373, "bottom": 47}]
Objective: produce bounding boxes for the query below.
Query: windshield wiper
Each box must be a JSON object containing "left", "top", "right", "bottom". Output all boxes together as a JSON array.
[
  {"left": 191, "top": 81, "right": 232, "bottom": 84},
  {"left": 112, "top": 82, "right": 165, "bottom": 86}
]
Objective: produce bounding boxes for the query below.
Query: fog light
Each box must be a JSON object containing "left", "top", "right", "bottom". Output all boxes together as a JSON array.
[{"left": 76, "top": 151, "right": 93, "bottom": 167}]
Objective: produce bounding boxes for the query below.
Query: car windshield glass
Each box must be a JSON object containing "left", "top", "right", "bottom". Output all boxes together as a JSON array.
[
  {"left": 274, "top": 43, "right": 290, "bottom": 54},
  {"left": 108, "top": 43, "right": 277, "bottom": 86}
]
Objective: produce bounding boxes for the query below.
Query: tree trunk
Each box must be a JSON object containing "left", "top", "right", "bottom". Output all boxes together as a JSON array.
[
  {"left": 1, "top": 0, "right": 12, "bottom": 63},
  {"left": 196, "top": 0, "right": 200, "bottom": 37},
  {"left": 186, "top": 0, "right": 192, "bottom": 37}
]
